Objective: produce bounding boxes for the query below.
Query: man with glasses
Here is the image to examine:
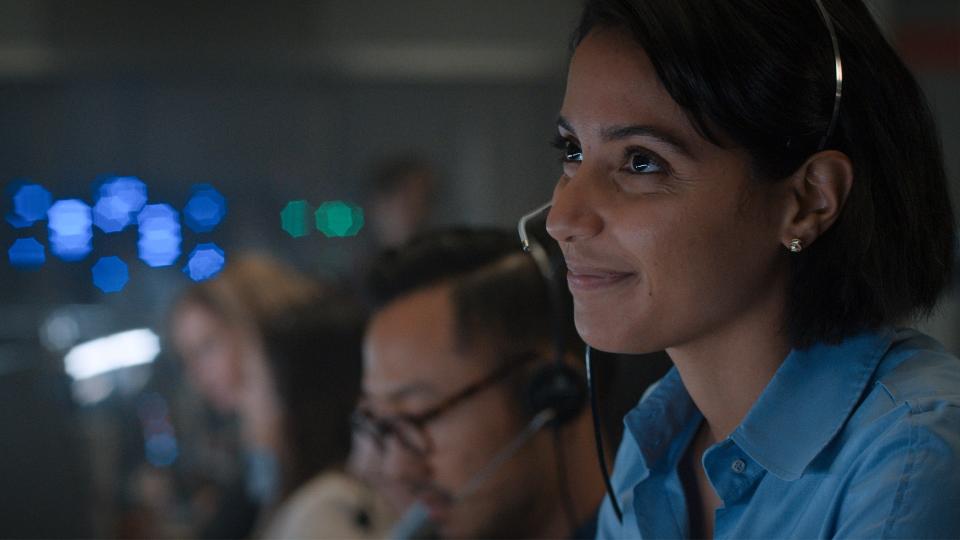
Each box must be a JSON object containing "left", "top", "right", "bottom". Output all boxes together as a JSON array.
[{"left": 353, "top": 227, "right": 608, "bottom": 539}]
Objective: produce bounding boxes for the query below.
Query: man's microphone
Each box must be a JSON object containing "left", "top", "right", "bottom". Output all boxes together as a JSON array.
[{"left": 389, "top": 409, "right": 557, "bottom": 540}]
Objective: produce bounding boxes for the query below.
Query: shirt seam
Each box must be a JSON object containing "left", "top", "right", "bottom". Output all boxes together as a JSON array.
[
  {"left": 906, "top": 401, "right": 960, "bottom": 415},
  {"left": 875, "top": 379, "right": 898, "bottom": 405},
  {"left": 880, "top": 413, "right": 921, "bottom": 538},
  {"left": 877, "top": 378, "right": 960, "bottom": 415}
]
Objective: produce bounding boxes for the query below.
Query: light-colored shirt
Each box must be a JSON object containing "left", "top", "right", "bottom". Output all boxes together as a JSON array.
[
  {"left": 259, "top": 471, "right": 396, "bottom": 539},
  {"left": 597, "top": 328, "right": 960, "bottom": 539}
]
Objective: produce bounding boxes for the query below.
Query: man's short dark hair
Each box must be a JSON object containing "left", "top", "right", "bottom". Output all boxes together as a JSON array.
[
  {"left": 575, "top": 0, "right": 955, "bottom": 348},
  {"left": 365, "top": 227, "right": 585, "bottom": 360}
]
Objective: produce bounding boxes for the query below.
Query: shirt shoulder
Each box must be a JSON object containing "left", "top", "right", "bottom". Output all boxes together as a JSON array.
[
  {"left": 833, "top": 331, "right": 960, "bottom": 538},
  {"left": 874, "top": 330, "right": 960, "bottom": 411}
]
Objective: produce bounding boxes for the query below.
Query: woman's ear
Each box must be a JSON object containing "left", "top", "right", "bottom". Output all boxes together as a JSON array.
[{"left": 779, "top": 150, "right": 854, "bottom": 250}]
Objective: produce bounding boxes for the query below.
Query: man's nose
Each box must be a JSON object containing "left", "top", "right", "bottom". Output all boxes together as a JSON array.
[
  {"left": 375, "top": 438, "right": 431, "bottom": 509},
  {"left": 380, "top": 436, "right": 430, "bottom": 485}
]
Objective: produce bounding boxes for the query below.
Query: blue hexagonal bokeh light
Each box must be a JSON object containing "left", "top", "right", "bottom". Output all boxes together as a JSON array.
[
  {"left": 183, "top": 184, "right": 227, "bottom": 233},
  {"left": 9, "top": 183, "right": 53, "bottom": 228},
  {"left": 48, "top": 199, "right": 94, "bottom": 261},
  {"left": 91, "top": 256, "right": 129, "bottom": 293},
  {"left": 93, "top": 176, "right": 148, "bottom": 233},
  {"left": 137, "top": 204, "right": 181, "bottom": 267},
  {"left": 5, "top": 180, "right": 28, "bottom": 228},
  {"left": 183, "top": 243, "right": 225, "bottom": 282},
  {"left": 8, "top": 238, "right": 45, "bottom": 269}
]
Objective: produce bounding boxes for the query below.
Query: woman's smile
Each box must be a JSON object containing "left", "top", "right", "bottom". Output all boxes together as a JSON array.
[{"left": 564, "top": 261, "right": 637, "bottom": 292}]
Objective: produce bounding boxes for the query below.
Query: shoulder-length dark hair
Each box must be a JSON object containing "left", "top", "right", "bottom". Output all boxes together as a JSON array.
[
  {"left": 575, "top": 0, "right": 955, "bottom": 348},
  {"left": 174, "top": 254, "right": 363, "bottom": 498}
]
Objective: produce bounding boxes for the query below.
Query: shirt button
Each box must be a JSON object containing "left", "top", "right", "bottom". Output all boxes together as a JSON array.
[{"left": 731, "top": 459, "right": 747, "bottom": 474}]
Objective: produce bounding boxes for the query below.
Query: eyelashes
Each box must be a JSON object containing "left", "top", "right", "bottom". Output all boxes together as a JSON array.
[
  {"left": 550, "top": 135, "right": 668, "bottom": 175},
  {"left": 551, "top": 134, "right": 582, "bottom": 163},
  {"left": 625, "top": 147, "right": 665, "bottom": 174}
]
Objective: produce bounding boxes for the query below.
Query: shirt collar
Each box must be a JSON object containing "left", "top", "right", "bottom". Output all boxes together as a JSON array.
[
  {"left": 622, "top": 329, "right": 895, "bottom": 483},
  {"left": 623, "top": 367, "right": 701, "bottom": 477},
  {"left": 730, "top": 328, "right": 895, "bottom": 480}
]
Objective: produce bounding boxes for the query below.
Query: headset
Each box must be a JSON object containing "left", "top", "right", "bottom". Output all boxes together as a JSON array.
[
  {"left": 389, "top": 224, "right": 589, "bottom": 540},
  {"left": 519, "top": 218, "right": 587, "bottom": 428},
  {"left": 517, "top": 204, "right": 606, "bottom": 528}
]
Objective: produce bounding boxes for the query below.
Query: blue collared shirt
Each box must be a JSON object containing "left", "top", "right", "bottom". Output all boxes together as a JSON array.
[{"left": 597, "top": 328, "right": 960, "bottom": 539}]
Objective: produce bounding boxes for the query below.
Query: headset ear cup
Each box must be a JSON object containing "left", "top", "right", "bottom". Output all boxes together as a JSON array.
[{"left": 525, "top": 364, "right": 587, "bottom": 425}]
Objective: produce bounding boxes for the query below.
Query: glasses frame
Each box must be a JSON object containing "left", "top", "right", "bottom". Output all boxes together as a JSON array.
[{"left": 352, "top": 351, "right": 540, "bottom": 457}]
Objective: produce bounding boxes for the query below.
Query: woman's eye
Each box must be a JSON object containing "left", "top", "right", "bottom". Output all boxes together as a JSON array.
[
  {"left": 550, "top": 136, "right": 582, "bottom": 167},
  {"left": 628, "top": 152, "right": 664, "bottom": 174},
  {"left": 563, "top": 141, "right": 583, "bottom": 163}
]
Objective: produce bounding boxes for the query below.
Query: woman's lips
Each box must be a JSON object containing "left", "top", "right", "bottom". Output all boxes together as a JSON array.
[{"left": 565, "top": 265, "right": 635, "bottom": 291}]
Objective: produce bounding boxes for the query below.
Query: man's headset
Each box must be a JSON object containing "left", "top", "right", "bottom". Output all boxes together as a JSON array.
[{"left": 389, "top": 225, "right": 590, "bottom": 539}]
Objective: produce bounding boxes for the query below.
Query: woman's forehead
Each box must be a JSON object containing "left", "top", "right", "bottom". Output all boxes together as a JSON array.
[{"left": 562, "top": 28, "right": 696, "bottom": 142}]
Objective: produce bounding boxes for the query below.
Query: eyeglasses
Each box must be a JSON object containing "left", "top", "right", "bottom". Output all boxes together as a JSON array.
[{"left": 351, "top": 351, "right": 539, "bottom": 457}]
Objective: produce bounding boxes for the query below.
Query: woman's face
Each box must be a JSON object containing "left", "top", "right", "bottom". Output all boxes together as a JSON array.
[
  {"left": 171, "top": 302, "right": 245, "bottom": 413},
  {"left": 547, "top": 28, "right": 792, "bottom": 354}
]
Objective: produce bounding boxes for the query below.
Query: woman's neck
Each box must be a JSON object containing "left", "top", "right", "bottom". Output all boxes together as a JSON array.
[{"left": 667, "top": 286, "right": 792, "bottom": 443}]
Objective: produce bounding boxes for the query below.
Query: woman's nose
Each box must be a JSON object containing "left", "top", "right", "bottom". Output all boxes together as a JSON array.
[{"left": 546, "top": 174, "right": 604, "bottom": 244}]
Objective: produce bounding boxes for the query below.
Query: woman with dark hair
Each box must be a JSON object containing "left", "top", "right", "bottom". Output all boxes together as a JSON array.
[
  {"left": 171, "top": 255, "right": 393, "bottom": 538},
  {"left": 542, "top": 0, "right": 960, "bottom": 537}
]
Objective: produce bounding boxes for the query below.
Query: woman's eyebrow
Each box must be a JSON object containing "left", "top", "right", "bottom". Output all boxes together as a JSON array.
[
  {"left": 600, "top": 124, "right": 693, "bottom": 158},
  {"left": 556, "top": 115, "right": 693, "bottom": 158},
  {"left": 557, "top": 115, "right": 577, "bottom": 135}
]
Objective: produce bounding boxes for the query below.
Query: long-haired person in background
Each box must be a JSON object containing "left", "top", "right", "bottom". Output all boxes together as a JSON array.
[
  {"left": 541, "top": 0, "right": 960, "bottom": 538},
  {"left": 171, "top": 255, "right": 393, "bottom": 538}
]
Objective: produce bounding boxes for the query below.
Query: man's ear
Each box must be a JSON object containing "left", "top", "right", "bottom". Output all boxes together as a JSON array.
[{"left": 778, "top": 150, "right": 854, "bottom": 250}]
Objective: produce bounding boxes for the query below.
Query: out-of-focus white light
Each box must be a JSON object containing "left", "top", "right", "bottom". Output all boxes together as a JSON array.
[
  {"left": 64, "top": 328, "right": 161, "bottom": 381},
  {"left": 41, "top": 313, "right": 81, "bottom": 351}
]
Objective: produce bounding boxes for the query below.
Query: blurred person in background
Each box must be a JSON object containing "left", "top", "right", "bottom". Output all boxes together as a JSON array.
[
  {"left": 366, "top": 156, "right": 437, "bottom": 250},
  {"left": 356, "top": 227, "right": 621, "bottom": 539},
  {"left": 169, "top": 256, "right": 275, "bottom": 538},
  {"left": 171, "top": 254, "right": 393, "bottom": 538}
]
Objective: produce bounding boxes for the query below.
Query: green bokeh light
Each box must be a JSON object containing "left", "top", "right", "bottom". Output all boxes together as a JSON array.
[
  {"left": 315, "top": 201, "right": 364, "bottom": 238},
  {"left": 281, "top": 200, "right": 310, "bottom": 238}
]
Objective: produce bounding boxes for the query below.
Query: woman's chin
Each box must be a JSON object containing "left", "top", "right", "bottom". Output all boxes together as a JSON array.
[
  {"left": 575, "top": 313, "right": 663, "bottom": 354},
  {"left": 575, "top": 317, "right": 631, "bottom": 354}
]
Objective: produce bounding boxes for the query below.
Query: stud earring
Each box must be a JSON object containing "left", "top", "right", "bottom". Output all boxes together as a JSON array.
[{"left": 788, "top": 238, "right": 804, "bottom": 253}]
